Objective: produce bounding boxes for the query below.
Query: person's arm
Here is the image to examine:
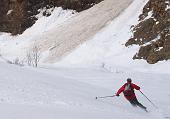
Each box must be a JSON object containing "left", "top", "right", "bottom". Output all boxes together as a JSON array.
[
  {"left": 131, "top": 83, "right": 140, "bottom": 90},
  {"left": 116, "top": 84, "right": 125, "bottom": 96}
]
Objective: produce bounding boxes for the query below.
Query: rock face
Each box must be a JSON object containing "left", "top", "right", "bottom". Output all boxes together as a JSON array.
[
  {"left": 0, "top": 0, "right": 103, "bottom": 35},
  {"left": 126, "top": 0, "right": 170, "bottom": 64}
]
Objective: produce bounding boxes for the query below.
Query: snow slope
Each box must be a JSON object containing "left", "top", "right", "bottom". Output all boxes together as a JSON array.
[
  {"left": 55, "top": 0, "right": 170, "bottom": 74},
  {"left": 35, "top": 0, "right": 133, "bottom": 63},
  {"left": 0, "top": 62, "right": 170, "bottom": 119},
  {"left": 0, "top": 0, "right": 169, "bottom": 73},
  {"left": 0, "top": 0, "right": 133, "bottom": 64},
  {"left": 0, "top": 7, "right": 75, "bottom": 60},
  {"left": 0, "top": 0, "right": 170, "bottom": 118}
]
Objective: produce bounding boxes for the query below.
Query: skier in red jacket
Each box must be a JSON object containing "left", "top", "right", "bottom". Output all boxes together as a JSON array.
[{"left": 116, "top": 78, "right": 147, "bottom": 111}]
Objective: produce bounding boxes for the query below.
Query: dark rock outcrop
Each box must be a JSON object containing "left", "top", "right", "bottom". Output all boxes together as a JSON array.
[
  {"left": 0, "top": 0, "right": 103, "bottom": 35},
  {"left": 126, "top": 0, "right": 170, "bottom": 64}
]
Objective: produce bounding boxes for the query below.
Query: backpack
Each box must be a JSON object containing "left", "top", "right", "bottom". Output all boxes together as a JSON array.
[{"left": 123, "top": 83, "right": 134, "bottom": 96}]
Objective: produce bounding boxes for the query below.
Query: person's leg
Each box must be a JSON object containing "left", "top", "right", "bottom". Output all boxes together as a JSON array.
[
  {"left": 133, "top": 97, "right": 147, "bottom": 110},
  {"left": 129, "top": 99, "right": 138, "bottom": 107}
]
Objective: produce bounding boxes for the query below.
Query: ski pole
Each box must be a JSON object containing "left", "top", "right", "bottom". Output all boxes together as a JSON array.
[
  {"left": 95, "top": 95, "right": 115, "bottom": 99},
  {"left": 139, "top": 90, "right": 158, "bottom": 108}
]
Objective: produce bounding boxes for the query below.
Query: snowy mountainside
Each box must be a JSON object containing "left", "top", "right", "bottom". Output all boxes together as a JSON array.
[
  {"left": 32, "top": 0, "right": 133, "bottom": 63},
  {"left": 55, "top": 0, "right": 170, "bottom": 73},
  {"left": 0, "top": 0, "right": 170, "bottom": 118},
  {"left": 0, "top": 0, "right": 133, "bottom": 64},
  {"left": 0, "top": 0, "right": 170, "bottom": 71},
  {"left": 0, "top": 7, "right": 75, "bottom": 61}
]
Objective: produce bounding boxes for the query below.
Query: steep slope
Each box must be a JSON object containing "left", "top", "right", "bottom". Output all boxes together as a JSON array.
[
  {"left": 34, "top": 0, "right": 133, "bottom": 63},
  {"left": 0, "top": 7, "right": 75, "bottom": 61},
  {"left": 54, "top": 0, "right": 147, "bottom": 67},
  {"left": 55, "top": 0, "right": 170, "bottom": 72},
  {"left": 0, "top": 0, "right": 133, "bottom": 64}
]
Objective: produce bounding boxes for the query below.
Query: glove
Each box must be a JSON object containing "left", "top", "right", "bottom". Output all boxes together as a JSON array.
[{"left": 116, "top": 94, "right": 120, "bottom": 97}]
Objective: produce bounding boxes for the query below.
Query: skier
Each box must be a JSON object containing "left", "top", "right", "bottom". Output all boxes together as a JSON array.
[{"left": 116, "top": 78, "right": 147, "bottom": 111}]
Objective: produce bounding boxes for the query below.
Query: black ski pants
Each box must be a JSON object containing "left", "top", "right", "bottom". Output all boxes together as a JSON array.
[{"left": 129, "top": 97, "right": 146, "bottom": 110}]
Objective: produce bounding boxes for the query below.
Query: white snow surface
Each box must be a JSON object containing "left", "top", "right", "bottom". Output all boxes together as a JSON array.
[
  {"left": 0, "top": 61, "right": 170, "bottom": 119},
  {"left": 0, "top": 0, "right": 170, "bottom": 118}
]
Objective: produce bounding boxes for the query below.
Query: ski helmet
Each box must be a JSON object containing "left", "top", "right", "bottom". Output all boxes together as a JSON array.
[{"left": 127, "top": 78, "right": 132, "bottom": 82}]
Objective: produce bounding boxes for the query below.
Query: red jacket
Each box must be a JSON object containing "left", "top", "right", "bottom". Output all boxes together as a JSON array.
[{"left": 116, "top": 83, "right": 140, "bottom": 101}]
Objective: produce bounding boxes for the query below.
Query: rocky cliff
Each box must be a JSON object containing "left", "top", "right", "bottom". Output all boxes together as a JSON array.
[
  {"left": 126, "top": 0, "right": 170, "bottom": 64},
  {"left": 0, "top": 0, "right": 103, "bottom": 35}
]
